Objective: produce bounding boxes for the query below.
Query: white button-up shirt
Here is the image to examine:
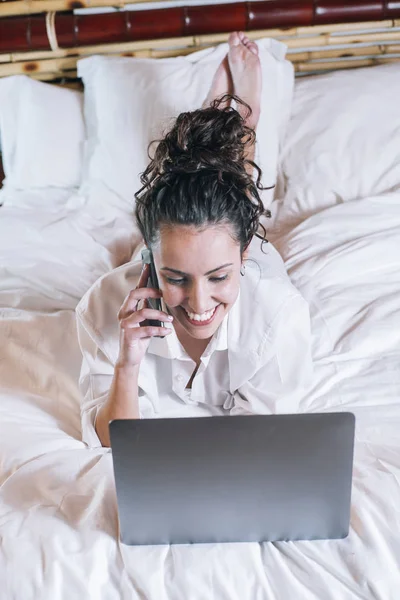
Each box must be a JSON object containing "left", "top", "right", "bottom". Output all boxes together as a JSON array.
[
  {"left": 143, "top": 306, "right": 230, "bottom": 413},
  {"left": 76, "top": 239, "right": 313, "bottom": 448}
]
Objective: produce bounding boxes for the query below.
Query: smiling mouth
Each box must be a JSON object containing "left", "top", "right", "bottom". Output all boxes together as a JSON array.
[{"left": 180, "top": 304, "right": 220, "bottom": 326}]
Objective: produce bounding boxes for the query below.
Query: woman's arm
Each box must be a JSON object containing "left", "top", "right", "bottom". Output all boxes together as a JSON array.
[
  {"left": 95, "top": 364, "right": 140, "bottom": 448},
  {"left": 77, "top": 262, "right": 172, "bottom": 448}
]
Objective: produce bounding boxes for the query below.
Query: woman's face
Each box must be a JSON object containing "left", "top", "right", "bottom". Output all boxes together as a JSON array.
[{"left": 152, "top": 224, "right": 244, "bottom": 340}]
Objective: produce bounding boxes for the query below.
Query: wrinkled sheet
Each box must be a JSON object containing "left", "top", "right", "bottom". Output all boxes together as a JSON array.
[{"left": 1, "top": 192, "right": 400, "bottom": 599}]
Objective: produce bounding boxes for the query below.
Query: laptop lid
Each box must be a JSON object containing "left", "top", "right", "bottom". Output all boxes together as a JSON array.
[{"left": 109, "top": 413, "right": 355, "bottom": 546}]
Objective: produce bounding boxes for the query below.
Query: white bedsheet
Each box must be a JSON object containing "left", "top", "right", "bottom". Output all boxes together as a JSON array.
[
  {"left": 0, "top": 192, "right": 140, "bottom": 311},
  {"left": 1, "top": 192, "right": 399, "bottom": 599}
]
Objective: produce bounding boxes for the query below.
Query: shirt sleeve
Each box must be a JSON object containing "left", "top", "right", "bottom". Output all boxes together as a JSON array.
[
  {"left": 76, "top": 311, "right": 115, "bottom": 448},
  {"left": 230, "top": 293, "right": 313, "bottom": 416},
  {"left": 76, "top": 309, "right": 156, "bottom": 447}
]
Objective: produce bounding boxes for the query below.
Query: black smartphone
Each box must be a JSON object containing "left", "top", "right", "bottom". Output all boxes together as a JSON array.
[{"left": 141, "top": 248, "right": 164, "bottom": 329}]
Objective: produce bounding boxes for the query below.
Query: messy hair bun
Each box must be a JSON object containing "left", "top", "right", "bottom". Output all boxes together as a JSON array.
[{"left": 135, "top": 95, "right": 270, "bottom": 252}]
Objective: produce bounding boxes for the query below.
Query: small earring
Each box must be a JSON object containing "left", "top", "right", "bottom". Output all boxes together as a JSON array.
[{"left": 240, "top": 264, "right": 246, "bottom": 277}]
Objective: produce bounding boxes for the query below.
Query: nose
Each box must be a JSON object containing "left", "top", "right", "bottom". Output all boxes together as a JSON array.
[{"left": 187, "top": 281, "right": 210, "bottom": 314}]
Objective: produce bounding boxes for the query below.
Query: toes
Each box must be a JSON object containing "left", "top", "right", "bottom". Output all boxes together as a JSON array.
[
  {"left": 240, "top": 32, "right": 254, "bottom": 48},
  {"left": 247, "top": 41, "right": 259, "bottom": 56},
  {"left": 228, "top": 32, "right": 240, "bottom": 47},
  {"left": 235, "top": 31, "right": 258, "bottom": 55}
]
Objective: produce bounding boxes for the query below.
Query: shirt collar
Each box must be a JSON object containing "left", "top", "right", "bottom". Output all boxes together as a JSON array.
[{"left": 202, "top": 310, "right": 228, "bottom": 357}]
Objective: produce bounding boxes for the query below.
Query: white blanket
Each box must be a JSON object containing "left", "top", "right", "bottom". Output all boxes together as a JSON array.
[{"left": 1, "top": 192, "right": 399, "bottom": 599}]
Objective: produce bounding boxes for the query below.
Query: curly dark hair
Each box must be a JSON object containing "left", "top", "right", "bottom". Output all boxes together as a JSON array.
[{"left": 135, "top": 94, "right": 271, "bottom": 253}]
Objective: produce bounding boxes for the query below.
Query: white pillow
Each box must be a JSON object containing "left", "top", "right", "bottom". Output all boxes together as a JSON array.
[
  {"left": 278, "top": 63, "right": 400, "bottom": 222},
  {"left": 0, "top": 76, "right": 85, "bottom": 194},
  {"left": 78, "top": 39, "right": 294, "bottom": 212}
]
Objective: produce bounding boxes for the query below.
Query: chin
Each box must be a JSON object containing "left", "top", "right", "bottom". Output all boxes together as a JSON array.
[{"left": 184, "top": 323, "right": 220, "bottom": 340}]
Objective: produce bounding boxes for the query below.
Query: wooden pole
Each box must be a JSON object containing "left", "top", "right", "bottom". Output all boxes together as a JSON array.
[
  {"left": 0, "top": 0, "right": 174, "bottom": 18},
  {"left": 1, "top": 2, "right": 400, "bottom": 54},
  {"left": 1, "top": 17, "right": 400, "bottom": 81}
]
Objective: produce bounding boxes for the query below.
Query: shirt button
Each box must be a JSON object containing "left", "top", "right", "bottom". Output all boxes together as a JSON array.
[{"left": 176, "top": 374, "right": 184, "bottom": 383}]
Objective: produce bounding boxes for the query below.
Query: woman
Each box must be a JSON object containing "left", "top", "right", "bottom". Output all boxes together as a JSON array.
[{"left": 76, "top": 32, "right": 313, "bottom": 448}]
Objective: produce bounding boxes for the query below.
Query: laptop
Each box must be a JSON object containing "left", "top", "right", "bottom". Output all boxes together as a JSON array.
[{"left": 109, "top": 413, "right": 355, "bottom": 546}]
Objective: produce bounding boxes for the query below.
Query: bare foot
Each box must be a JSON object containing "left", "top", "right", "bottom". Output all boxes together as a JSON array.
[
  {"left": 228, "top": 31, "right": 261, "bottom": 130},
  {"left": 202, "top": 55, "right": 233, "bottom": 109}
]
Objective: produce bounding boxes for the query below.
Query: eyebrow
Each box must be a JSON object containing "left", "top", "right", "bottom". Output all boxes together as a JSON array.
[{"left": 160, "top": 263, "right": 233, "bottom": 276}]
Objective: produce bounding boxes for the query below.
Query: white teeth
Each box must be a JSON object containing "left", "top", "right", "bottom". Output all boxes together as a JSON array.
[{"left": 184, "top": 306, "right": 217, "bottom": 322}]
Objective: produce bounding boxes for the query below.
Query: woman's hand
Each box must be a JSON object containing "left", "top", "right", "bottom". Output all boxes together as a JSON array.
[{"left": 116, "top": 263, "right": 173, "bottom": 367}]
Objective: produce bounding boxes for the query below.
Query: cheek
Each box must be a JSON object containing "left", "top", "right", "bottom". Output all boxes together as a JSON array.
[
  {"left": 212, "top": 276, "right": 241, "bottom": 306},
  {"left": 222, "top": 281, "right": 240, "bottom": 305},
  {"left": 161, "top": 285, "right": 185, "bottom": 308}
]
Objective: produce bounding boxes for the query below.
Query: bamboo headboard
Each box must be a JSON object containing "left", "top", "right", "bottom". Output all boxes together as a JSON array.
[{"left": 0, "top": 1, "right": 400, "bottom": 84}]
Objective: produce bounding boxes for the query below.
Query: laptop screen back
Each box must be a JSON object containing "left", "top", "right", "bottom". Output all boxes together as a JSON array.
[{"left": 110, "top": 413, "right": 355, "bottom": 545}]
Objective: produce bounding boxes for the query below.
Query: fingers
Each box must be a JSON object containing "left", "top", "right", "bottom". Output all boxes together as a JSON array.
[
  {"left": 120, "top": 308, "right": 173, "bottom": 328},
  {"left": 123, "top": 326, "right": 172, "bottom": 341},
  {"left": 118, "top": 286, "right": 162, "bottom": 320},
  {"left": 137, "top": 262, "right": 150, "bottom": 289}
]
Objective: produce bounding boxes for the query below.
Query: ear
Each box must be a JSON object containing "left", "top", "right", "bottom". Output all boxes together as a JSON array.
[{"left": 241, "top": 238, "right": 252, "bottom": 262}]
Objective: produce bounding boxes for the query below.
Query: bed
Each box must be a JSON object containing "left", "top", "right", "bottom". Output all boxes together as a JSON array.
[{"left": 1, "top": 1, "right": 400, "bottom": 598}]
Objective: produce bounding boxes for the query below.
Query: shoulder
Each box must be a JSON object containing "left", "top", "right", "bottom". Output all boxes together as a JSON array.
[{"left": 76, "top": 252, "right": 143, "bottom": 361}]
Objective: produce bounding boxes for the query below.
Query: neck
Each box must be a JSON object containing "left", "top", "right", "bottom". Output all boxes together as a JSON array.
[{"left": 173, "top": 320, "right": 212, "bottom": 364}]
